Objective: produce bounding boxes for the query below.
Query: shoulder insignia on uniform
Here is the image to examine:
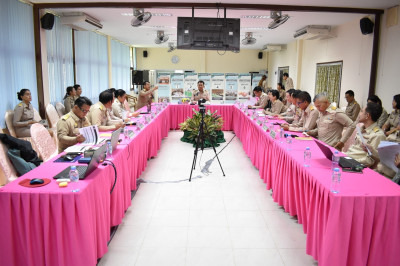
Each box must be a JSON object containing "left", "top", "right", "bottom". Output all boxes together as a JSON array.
[
  {"left": 331, "top": 106, "right": 337, "bottom": 110},
  {"left": 18, "top": 103, "right": 22, "bottom": 107},
  {"left": 310, "top": 105, "right": 314, "bottom": 111},
  {"left": 62, "top": 114, "right": 70, "bottom": 120},
  {"left": 99, "top": 105, "right": 103, "bottom": 110},
  {"left": 75, "top": 123, "right": 78, "bottom": 127},
  {"left": 373, "top": 127, "right": 380, "bottom": 132}
]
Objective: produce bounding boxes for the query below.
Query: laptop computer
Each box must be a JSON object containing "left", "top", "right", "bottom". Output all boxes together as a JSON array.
[
  {"left": 53, "top": 144, "right": 107, "bottom": 180},
  {"left": 314, "top": 139, "right": 364, "bottom": 169},
  {"left": 110, "top": 128, "right": 122, "bottom": 152}
]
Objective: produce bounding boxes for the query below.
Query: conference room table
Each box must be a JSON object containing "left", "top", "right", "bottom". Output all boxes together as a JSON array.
[{"left": 0, "top": 103, "right": 399, "bottom": 266}]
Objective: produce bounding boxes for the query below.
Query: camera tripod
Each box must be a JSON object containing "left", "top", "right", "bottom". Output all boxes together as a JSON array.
[{"left": 189, "top": 106, "right": 225, "bottom": 182}]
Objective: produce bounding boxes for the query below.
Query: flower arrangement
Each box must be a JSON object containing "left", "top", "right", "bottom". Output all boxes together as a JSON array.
[
  {"left": 181, "top": 98, "right": 190, "bottom": 104},
  {"left": 179, "top": 109, "right": 225, "bottom": 147}
]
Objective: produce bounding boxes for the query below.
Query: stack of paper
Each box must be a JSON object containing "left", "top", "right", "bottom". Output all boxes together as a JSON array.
[{"left": 377, "top": 141, "right": 400, "bottom": 172}]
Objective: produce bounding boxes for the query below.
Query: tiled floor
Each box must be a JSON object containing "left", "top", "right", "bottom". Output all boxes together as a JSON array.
[{"left": 99, "top": 131, "right": 318, "bottom": 266}]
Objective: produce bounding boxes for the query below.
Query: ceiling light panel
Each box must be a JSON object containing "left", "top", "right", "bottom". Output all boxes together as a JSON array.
[
  {"left": 241, "top": 15, "right": 270, "bottom": 19},
  {"left": 121, "top": 12, "right": 172, "bottom": 17}
]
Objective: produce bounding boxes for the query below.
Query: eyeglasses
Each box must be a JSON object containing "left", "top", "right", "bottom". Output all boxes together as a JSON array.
[{"left": 79, "top": 107, "right": 90, "bottom": 114}]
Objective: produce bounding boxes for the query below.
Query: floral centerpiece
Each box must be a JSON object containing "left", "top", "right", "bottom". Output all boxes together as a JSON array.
[
  {"left": 181, "top": 98, "right": 190, "bottom": 104},
  {"left": 179, "top": 109, "right": 225, "bottom": 147}
]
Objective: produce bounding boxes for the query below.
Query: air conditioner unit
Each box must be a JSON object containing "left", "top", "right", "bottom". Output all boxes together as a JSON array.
[
  {"left": 261, "top": 44, "right": 286, "bottom": 52},
  {"left": 60, "top": 12, "right": 103, "bottom": 31},
  {"left": 294, "top": 25, "right": 334, "bottom": 40}
]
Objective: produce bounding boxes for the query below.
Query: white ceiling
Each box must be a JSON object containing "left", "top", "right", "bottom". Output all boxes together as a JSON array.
[{"left": 30, "top": 0, "right": 398, "bottom": 50}]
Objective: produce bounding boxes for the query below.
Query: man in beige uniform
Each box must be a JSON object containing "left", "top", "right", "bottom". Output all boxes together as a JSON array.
[
  {"left": 281, "top": 91, "right": 318, "bottom": 132},
  {"left": 264, "top": 90, "right": 284, "bottom": 115},
  {"left": 136, "top": 81, "right": 158, "bottom": 110},
  {"left": 191, "top": 80, "right": 211, "bottom": 102},
  {"left": 308, "top": 93, "right": 355, "bottom": 150},
  {"left": 345, "top": 102, "right": 386, "bottom": 167},
  {"left": 57, "top": 97, "right": 92, "bottom": 153},
  {"left": 345, "top": 90, "right": 361, "bottom": 121},
  {"left": 88, "top": 90, "right": 124, "bottom": 132},
  {"left": 283, "top": 73, "right": 294, "bottom": 90},
  {"left": 248, "top": 86, "right": 268, "bottom": 109},
  {"left": 382, "top": 94, "right": 400, "bottom": 143}
]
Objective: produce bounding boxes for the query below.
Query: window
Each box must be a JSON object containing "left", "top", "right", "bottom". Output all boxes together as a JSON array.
[{"left": 315, "top": 61, "right": 343, "bottom": 105}]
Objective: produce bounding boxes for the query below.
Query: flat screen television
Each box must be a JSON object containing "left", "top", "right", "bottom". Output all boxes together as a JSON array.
[{"left": 177, "top": 17, "right": 240, "bottom": 51}]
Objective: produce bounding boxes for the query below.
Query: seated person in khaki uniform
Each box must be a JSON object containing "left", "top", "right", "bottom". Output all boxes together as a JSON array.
[
  {"left": 88, "top": 90, "right": 124, "bottom": 132},
  {"left": 191, "top": 80, "right": 210, "bottom": 103},
  {"left": 112, "top": 89, "right": 139, "bottom": 119},
  {"left": 13, "top": 89, "right": 37, "bottom": 138},
  {"left": 277, "top": 89, "right": 298, "bottom": 123},
  {"left": 277, "top": 83, "right": 286, "bottom": 105},
  {"left": 264, "top": 90, "right": 284, "bottom": 115},
  {"left": 136, "top": 81, "right": 158, "bottom": 111},
  {"left": 367, "top": 95, "right": 389, "bottom": 128},
  {"left": 308, "top": 92, "right": 355, "bottom": 150},
  {"left": 382, "top": 94, "right": 400, "bottom": 143},
  {"left": 344, "top": 90, "right": 361, "bottom": 122},
  {"left": 345, "top": 102, "right": 386, "bottom": 167},
  {"left": 248, "top": 86, "right": 268, "bottom": 109},
  {"left": 281, "top": 91, "right": 319, "bottom": 132},
  {"left": 57, "top": 97, "right": 92, "bottom": 153},
  {"left": 73, "top": 84, "right": 82, "bottom": 100},
  {"left": 63, "top": 86, "right": 76, "bottom": 114}
]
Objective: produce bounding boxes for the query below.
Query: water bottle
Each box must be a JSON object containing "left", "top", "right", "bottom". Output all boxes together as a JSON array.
[
  {"left": 330, "top": 168, "right": 341, "bottom": 194},
  {"left": 332, "top": 151, "right": 340, "bottom": 170},
  {"left": 69, "top": 165, "right": 79, "bottom": 183},
  {"left": 124, "top": 127, "right": 129, "bottom": 139},
  {"left": 106, "top": 140, "right": 113, "bottom": 159},
  {"left": 286, "top": 135, "right": 292, "bottom": 150},
  {"left": 280, "top": 128, "right": 284, "bottom": 139},
  {"left": 304, "top": 147, "right": 311, "bottom": 167}
]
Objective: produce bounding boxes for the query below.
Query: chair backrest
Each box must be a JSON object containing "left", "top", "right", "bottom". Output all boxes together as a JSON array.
[
  {"left": 0, "top": 129, "right": 18, "bottom": 184},
  {"left": 55, "top": 102, "right": 66, "bottom": 117},
  {"left": 123, "top": 99, "right": 131, "bottom": 112},
  {"left": 33, "top": 108, "right": 41, "bottom": 121},
  {"left": 342, "top": 122, "right": 362, "bottom": 153},
  {"left": 46, "top": 103, "right": 60, "bottom": 129},
  {"left": 4, "top": 110, "right": 17, "bottom": 138},
  {"left": 30, "top": 123, "right": 57, "bottom": 161}
]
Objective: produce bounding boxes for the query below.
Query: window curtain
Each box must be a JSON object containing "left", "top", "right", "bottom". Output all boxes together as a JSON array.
[
  {"left": 0, "top": 0, "right": 38, "bottom": 127},
  {"left": 111, "top": 40, "right": 130, "bottom": 90},
  {"left": 74, "top": 31, "right": 109, "bottom": 103},
  {"left": 46, "top": 16, "right": 74, "bottom": 105},
  {"left": 315, "top": 63, "right": 342, "bottom": 104}
]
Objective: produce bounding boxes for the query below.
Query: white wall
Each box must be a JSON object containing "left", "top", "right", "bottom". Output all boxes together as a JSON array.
[
  {"left": 376, "top": 6, "right": 400, "bottom": 112},
  {"left": 268, "top": 15, "right": 375, "bottom": 108}
]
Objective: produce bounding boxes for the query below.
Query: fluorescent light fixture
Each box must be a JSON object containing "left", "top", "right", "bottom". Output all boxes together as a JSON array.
[
  {"left": 241, "top": 27, "right": 269, "bottom": 30},
  {"left": 122, "top": 12, "right": 172, "bottom": 17},
  {"left": 241, "top": 15, "right": 269, "bottom": 19}
]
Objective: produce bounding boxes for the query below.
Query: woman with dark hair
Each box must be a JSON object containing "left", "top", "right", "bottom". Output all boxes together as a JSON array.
[
  {"left": 367, "top": 95, "right": 388, "bottom": 128},
  {"left": 13, "top": 89, "right": 37, "bottom": 137},
  {"left": 112, "top": 89, "right": 139, "bottom": 119},
  {"left": 257, "top": 75, "right": 268, "bottom": 92},
  {"left": 74, "top": 84, "right": 82, "bottom": 99},
  {"left": 382, "top": 94, "right": 400, "bottom": 142},
  {"left": 63, "top": 86, "right": 76, "bottom": 113},
  {"left": 277, "top": 82, "right": 286, "bottom": 103},
  {"left": 264, "top": 89, "right": 284, "bottom": 115}
]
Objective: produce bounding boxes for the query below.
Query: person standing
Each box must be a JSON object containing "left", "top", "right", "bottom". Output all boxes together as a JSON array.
[
  {"left": 136, "top": 81, "right": 158, "bottom": 110},
  {"left": 74, "top": 84, "right": 82, "bottom": 100},
  {"left": 257, "top": 75, "right": 268, "bottom": 92},
  {"left": 63, "top": 86, "right": 76, "bottom": 114},
  {"left": 13, "top": 89, "right": 37, "bottom": 137},
  {"left": 344, "top": 90, "right": 361, "bottom": 121},
  {"left": 283, "top": 73, "right": 294, "bottom": 90},
  {"left": 57, "top": 97, "right": 92, "bottom": 153}
]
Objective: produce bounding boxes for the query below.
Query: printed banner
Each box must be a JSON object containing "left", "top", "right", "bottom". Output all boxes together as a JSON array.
[
  {"left": 170, "top": 73, "right": 185, "bottom": 100},
  {"left": 238, "top": 74, "right": 252, "bottom": 99},
  {"left": 157, "top": 72, "right": 171, "bottom": 102},
  {"left": 211, "top": 73, "right": 225, "bottom": 101},
  {"left": 251, "top": 73, "right": 264, "bottom": 88},
  {"left": 184, "top": 73, "right": 198, "bottom": 99},
  {"left": 224, "top": 74, "right": 238, "bottom": 102}
]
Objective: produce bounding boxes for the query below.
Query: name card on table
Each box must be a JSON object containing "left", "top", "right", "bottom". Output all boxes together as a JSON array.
[{"left": 270, "top": 130, "right": 276, "bottom": 139}]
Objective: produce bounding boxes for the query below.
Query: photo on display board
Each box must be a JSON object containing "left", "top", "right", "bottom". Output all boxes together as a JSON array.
[{"left": 157, "top": 75, "right": 170, "bottom": 84}]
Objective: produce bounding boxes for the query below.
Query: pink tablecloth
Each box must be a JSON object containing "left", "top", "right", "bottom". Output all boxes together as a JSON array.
[{"left": 231, "top": 106, "right": 400, "bottom": 266}]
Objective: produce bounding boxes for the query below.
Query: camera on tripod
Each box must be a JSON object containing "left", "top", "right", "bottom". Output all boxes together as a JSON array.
[{"left": 198, "top": 98, "right": 206, "bottom": 113}]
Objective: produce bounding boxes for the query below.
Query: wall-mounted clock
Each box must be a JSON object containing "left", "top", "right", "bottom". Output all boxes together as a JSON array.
[{"left": 171, "top": 55, "right": 180, "bottom": 64}]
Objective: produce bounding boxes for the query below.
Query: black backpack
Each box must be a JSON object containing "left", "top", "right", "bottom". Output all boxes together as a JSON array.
[{"left": 0, "top": 133, "right": 42, "bottom": 166}]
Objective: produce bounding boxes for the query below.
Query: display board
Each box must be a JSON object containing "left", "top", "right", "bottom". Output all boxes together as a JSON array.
[{"left": 157, "top": 71, "right": 263, "bottom": 103}]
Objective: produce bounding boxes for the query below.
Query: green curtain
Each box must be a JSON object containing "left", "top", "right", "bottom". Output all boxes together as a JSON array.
[{"left": 315, "top": 64, "right": 342, "bottom": 104}]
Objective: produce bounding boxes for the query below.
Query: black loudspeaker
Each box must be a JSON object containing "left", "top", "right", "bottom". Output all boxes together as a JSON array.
[
  {"left": 360, "top": 17, "right": 374, "bottom": 35},
  {"left": 132, "top": 70, "right": 143, "bottom": 85},
  {"left": 258, "top": 52, "right": 263, "bottom": 59},
  {"left": 40, "top": 13, "right": 55, "bottom": 30},
  {"left": 143, "top": 51, "right": 148, "bottom": 58}
]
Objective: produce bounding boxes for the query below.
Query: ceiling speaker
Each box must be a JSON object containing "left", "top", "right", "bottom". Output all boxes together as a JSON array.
[
  {"left": 41, "top": 13, "right": 55, "bottom": 30},
  {"left": 360, "top": 17, "right": 374, "bottom": 35}
]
